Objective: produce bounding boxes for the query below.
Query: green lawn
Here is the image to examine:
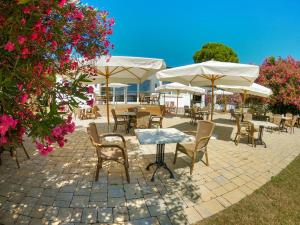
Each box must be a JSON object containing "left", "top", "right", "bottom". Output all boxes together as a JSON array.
[{"left": 196, "top": 155, "right": 300, "bottom": 225}]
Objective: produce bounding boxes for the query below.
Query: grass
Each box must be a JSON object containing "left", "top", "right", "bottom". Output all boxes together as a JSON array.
[{"left": 196, "top": 155, "right": 300, "bottom": 225}]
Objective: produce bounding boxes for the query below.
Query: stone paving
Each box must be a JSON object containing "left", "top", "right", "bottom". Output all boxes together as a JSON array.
[{"left": 0, "top": 113, "right": 299, "bottom": 225}]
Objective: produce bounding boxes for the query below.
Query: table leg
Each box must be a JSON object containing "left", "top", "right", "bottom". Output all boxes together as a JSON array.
[
  {"left": 146, "top": 144, "right": 174, "bottom": 181},
  {"left": 255, "top": 126, "right": 267, "bottom": 148}
]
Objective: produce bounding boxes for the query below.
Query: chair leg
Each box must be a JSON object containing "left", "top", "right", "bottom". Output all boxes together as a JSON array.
[
  {"left": 205, "top": 148, "right": 209, "bottom": 166},
  {"left": 124, "top": 164, "right": 130, "bottom": 183},
  {"left": 21, "top": 143, "right": 30, "bottom": 159},
  {"left": 173, "top": 146, "right": 178, "bottom": 164},
  {"left": 234, "top": 133, "right": 239, "bottom": 145},
  {"left": 11, "top": 148, "right": 20, "bottom": 169},
  {"left": 190, "top": 155, "right": 196, "bottom": 175},
  {"left": 95, "top": 160, "right": 102, "bottom": 181},
  {"left": 113, "top": 124, "right": 117, "bottom": 132}
]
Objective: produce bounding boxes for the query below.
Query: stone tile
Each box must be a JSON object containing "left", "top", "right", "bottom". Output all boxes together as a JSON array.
[
  {"left": 57, "top": 207, "right": 73, "bottom": 222},
  {"left": 157, "top": 215, "right": 173, "bottom": 225},
  {"left": 44, "top": 206, "right": 59, "bottom": 221},
  {"left": 231, "top": 177, "right": 246, "bottom": 186},
  {"left": 107, "top": 197, "right": 126, "bottom": 207},
  {"left": 114, "top": 206, "right": 129, "bottom": 222},
  {"left": 97, "top": 207, "right": 113, "bottom": 223},
  {"left": 216, "top": 196, "right": 231, "bottom": 208},
  {"left": 90, "top": 192, "right": 107, "bottom": 202},
  {"left": 194, "top": 199, "right": 224, "bottom": 218},
  {"left": 222, "top": 182, "right": 238, "bottom": 192},
  {"left": 211, "top": 186, "right": 228, "bottom": 196},
  {"left": 56, "top": 192, "right": 73, "bottom": 201},
  {"left": 37, "top": 196, "right": 55, "bottom": 206},
  {"left": 148, "top": 203, "right": 167, "bottom": 216},
  {"left": 70, "top": 196, "right": 89, "bottom": 208},
  {"left": 81, "top": 208, "right": 97, "bottom": 224},
  {"left": 53, "top": 200, "right": 71, "bottom": 208},
  {"left": 168, "top": 210, "right": 189, "bottom": 225},
  {"left": 70, "top": 208, "right": 83, "bottom": 223},
  {"left": 29, "top": 205, "right": 46, "bottom": 219},
  {"left": 129, "top": 206, "right": 150, "bottom": 221},
  {"left": 183, "top": 207, "right": 203, "bottom": 224},
  {"left": 222, "top": 189, "right": 246, "bottom": 204},
  {"left": 126, "top": 217, "right": 160, "bottom": 225}
]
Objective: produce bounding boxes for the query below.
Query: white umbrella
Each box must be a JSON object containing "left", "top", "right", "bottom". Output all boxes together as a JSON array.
[
  {"left": 217, "top": 83, "right": 272, "bottom": 111},
  {"left": 86, "top": 56, "right": 166, "bottom": 130},
  {"left": 155, "top": 82, "right": 205, "bottom": 114},
  {"left": 156, "top": 60, "right": 259, "bottom": 120},
  {"left": 212, "top": 90, "right": 233, "bottom": 95}
]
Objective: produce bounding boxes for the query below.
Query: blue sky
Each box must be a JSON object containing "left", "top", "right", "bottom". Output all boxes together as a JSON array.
[{"left": 84, "top": 0, "right": 300, "bottom": 67}]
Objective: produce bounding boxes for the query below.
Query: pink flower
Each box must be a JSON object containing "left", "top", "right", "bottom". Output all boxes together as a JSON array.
[
  {"left": 17, "top": 84, "right": 23, "bottom": 91},
  {"left": 73, "top": 10, "right": 84, "bottom": 20},
  {"left": 4, "top": 41, "right": 15, "bottom": 52},
  {"left": 23, "top": 7, "right": 30, "bottom": 14},
  {"left": 87, "top": 86, "right": 94, "bottom": 93},
  {"left": 104, "top": 40, "right": 110, "bottom": 47},
  {"left": 30, "top": 32, "right": 38, "bottom": 41},
  {"left": 108, "top": 18, "right": 115, "bottom": 26},
  {"left": 0, "top": 136, "right": 8, "bottom": 145},
  {"left": 20, "top": 18, "right": 26, "bottom": 25},
  {"left": 45, "top": 8, "right": 52, "bottom": 15},
  {"left": 51, "top": 41, "right": 58, "bottom": 48},
  {"left": 51, "top": 126, "right": 62, "bottom": 138},
  {"left": 18, "top": 36, "right": 26, "bottom": 45},
  {"left": 35, "top": 141, "right": 54, "bottom": 156},
  {"left": 87, "top": 99, "right": 94, "bottom": 107},
  {"left": 58, "top": 0, "right": 67, "bottom": 8},
  {"left": 21, "top": 48, "right": 30, "bottom": 57},
  {"left": 20, "top": 93, "right": 28, "bottom": 104},
  {"left": 0, "top": 124, "right": 8, "bottom": 136}
]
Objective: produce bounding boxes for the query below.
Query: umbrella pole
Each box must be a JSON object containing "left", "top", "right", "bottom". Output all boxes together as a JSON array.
[
  {"left": 176, "top": 90, "right": 179, "bottom": 115},
  {"left": 105, "top": 75, "right": 110, "bottom": 132},
  {"left": 211, "top": 79, "right": 215, "bottom": 121}
]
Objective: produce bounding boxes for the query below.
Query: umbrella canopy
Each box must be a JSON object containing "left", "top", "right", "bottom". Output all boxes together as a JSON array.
[
  {"left": 211, "top": 90, "right": 233, "bottom": 95},
  {"left": 101, "top": 83, "right": 129, "bottom": 88},
  {"left": 217, "top": 83, "right": 272, "bottom": 112},
  {"left": 156, "top": 60, "right": 259, "bottom": 120},
  {"left": 217, "top": 83, "right": 272, "bottom": 98},
  {"left": 155, "top": 82, "right": 206, "bottom": 114},
  {"left": 86, "top": 56, "right": 166, "bottom": 130}
]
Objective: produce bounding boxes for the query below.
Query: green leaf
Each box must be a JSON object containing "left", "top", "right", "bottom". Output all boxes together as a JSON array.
[{"left": 17, "top": 0, "right": 31, "bottom": 4}]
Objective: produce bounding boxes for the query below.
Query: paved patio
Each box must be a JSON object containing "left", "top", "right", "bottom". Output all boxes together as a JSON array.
[{"left": 0, "top": 113, "right": 299, "bottom": 225}]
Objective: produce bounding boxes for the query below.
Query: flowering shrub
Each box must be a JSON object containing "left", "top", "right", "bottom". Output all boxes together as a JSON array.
[
  {"left": 0, "top": 0, "right": 113, "bottom": 155},
  {"left": 257, "top": 56, "right": 300, "bottom": 114}
]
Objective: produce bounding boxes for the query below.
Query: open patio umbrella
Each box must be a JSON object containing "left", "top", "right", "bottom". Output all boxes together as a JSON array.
[
  {"left": 217, "top": 83, "right": 272, "bottom": 111},
  {"left": 86, "top": 56, "right": 166, "bottom": 130},
  {"left": 156, "top": 60, "right": 259, "bottom": 120},
  {"left": 155, "top": 82, "right": 205, "bottom": 114}
]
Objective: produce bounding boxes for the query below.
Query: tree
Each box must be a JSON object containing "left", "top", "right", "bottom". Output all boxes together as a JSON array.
[
  {"left": 193, "top": 42, "right": 239, "bottom": 63},
  {"left": 257, "top": 56, "right": 300, "bottom": 114},
  {"left": 0, "top": 0, "right": 113, "bottom": 155}
]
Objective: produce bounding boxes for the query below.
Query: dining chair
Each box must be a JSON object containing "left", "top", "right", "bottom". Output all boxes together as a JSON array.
[
  {"left": 243, "top": 113, "right": 253, "bottom": 121},
  {"left": 273, "top": 114, "right": 287, "bottom": 132},
  {"left": 111, "top": 109, "right": 127, "bottom": 132},
  {"left": 234, "top": 117, "right": 257, "bottom": 147},
  {"left": 135, "top": 111, "right": 151, "bottom": 129},
  {"left": 173, "top": 121, "right": 215, "bottom": 175},
  {"left": 87, "top": 123, "right": 130, "bottom": 182},
  {"left": 285, "top": 116, "right": 298, "bottom": 134}
]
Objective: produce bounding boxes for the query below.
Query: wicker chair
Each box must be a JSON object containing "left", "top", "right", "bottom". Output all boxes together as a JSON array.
[
  {"left": 134, "top": 111, "right": 151, "bottom": 129},
  {"left": 234, "top": 118, "right": 257, "bottom": 147},
  {"left": 148, "top": 106, "right": 164, "bottom": 128},
  {"left": 243, "top": 113, "right": 253, "bottom": 121},
  {"left": 111, "top": 109, "right": 127, "bottom": 132},
  {"left": 173, "top": 121, "right": 215, "bottom": 175},
  {"left": 87, "top": 123, "right": 130, "bottom": 182},
  {"left": 86, "top": 106, "right": 101, "bottom": 119},
  {"left": 184, "top": 105, "right": 191, "bottom": 117},
  {"left": 273, "top": 114, "right": 287, "bottom": 132},
  {"left": 229, "top": 109, "right": 236, "bottom": 120},
  {"left": 285, "top": 116, "right": 298, "bottom": 134}
]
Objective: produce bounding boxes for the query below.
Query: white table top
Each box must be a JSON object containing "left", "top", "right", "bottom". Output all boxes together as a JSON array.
[
  {"left": 135, "top": 128, "right": 194, "bottom": 145},
  {"left": 250, "top": 120, "right": 278, "bottom": 128}
]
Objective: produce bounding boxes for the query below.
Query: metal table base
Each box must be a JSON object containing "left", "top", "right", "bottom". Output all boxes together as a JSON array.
[
  {"left": 146, "top": 144, "right": 174, "bottom": 181},
  {"left": 254, "top": 126, "right": 267, "bottom": 148}
]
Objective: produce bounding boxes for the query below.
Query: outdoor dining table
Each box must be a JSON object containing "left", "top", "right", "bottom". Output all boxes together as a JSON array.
[
  {"left": 279, "top": 116, "right": 292, "bottom": 131},
  {"left": 135, "top": 128, "right": 193, "bottom": 181},
  {"left": 250, "top": 120, "right": 278, "bottom": 148},
  {"left": 119, "top": 111, "right": 137, "bottom": 133}
]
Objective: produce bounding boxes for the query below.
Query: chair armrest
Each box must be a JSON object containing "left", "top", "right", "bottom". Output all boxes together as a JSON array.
[
  {"left": 99, "top": 133, "right": 126, "bottom": 148},
  {"left": 150, "top": 115, "right": 163, "bottom": 120},
  {"left": 182, "top": 131, "right": 197, "bottom": 136},
  {"left": 95, "top": 143, "right": 127, "bottom": 157},
  {"left": 195, "top": 136, "right": 211, "bottom": 149}
]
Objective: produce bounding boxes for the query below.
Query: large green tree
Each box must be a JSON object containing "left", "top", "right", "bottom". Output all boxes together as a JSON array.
[{"left": 193, "top": 42, "right": 239, "bottom": 63}]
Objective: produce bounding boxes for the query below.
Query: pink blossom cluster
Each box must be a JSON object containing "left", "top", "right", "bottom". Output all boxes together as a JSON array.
[
  {"left": 0, "top": 114, "right": 18, "bottom": 145},
  {"left": 35, "top": 115, "right": 75, "bottom": 155}
]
